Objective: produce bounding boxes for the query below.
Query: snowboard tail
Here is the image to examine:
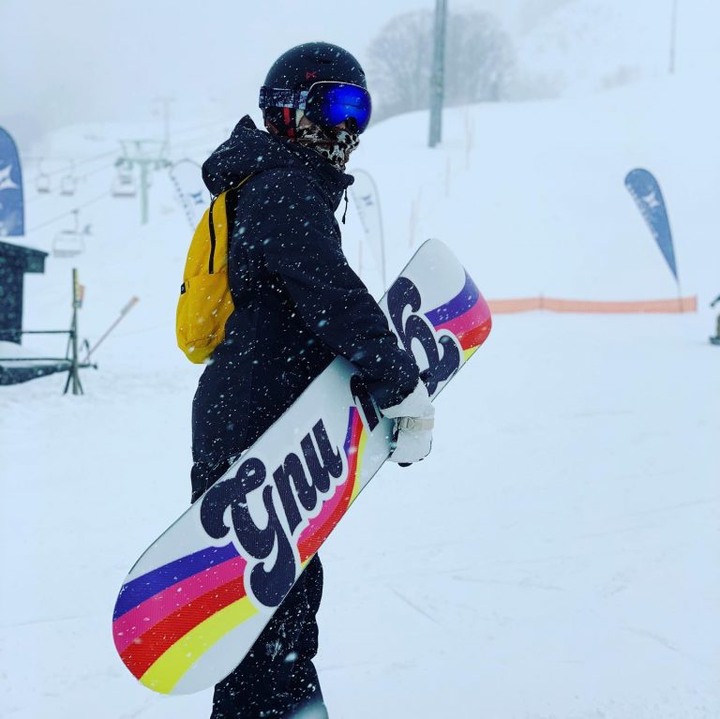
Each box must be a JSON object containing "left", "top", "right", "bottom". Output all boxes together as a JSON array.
[{"left": 112, "top": 239, "right": 492, "bottom": 694}]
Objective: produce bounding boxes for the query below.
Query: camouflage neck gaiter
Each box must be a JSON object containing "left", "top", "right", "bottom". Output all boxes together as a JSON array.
[{"left": 295, "top": 122, "right": 360, "bottom": 172}]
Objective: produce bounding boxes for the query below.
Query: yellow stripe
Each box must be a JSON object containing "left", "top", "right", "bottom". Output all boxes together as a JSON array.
[
  {"left": 349, "top": 427, "right": 367, "bottom": 504},
  {"left": 463, "top": 346, "right": 478, "bottom": 362},
  {"left": 139, "top": 596, "right": 258, "bottom": 694}
]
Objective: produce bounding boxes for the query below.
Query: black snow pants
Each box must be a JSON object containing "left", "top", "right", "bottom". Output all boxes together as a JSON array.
[{"left": 192, "top": 461, "right": 328, "bottom": 719}]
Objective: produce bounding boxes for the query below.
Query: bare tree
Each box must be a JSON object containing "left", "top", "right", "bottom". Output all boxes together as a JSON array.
[
  {"left": 367, "top": 11, "right": 433, "bottom": 120},
  {"left": 447, "top": 11, "right": 515, "bottom": 103},
  {"left": 367, "top": 9, "right": 515, "bottom": 121}
]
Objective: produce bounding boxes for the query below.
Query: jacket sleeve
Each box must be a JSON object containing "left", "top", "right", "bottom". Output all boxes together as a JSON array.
[{"left": 248, "top": 174, "right": 419, "bottom": 408}]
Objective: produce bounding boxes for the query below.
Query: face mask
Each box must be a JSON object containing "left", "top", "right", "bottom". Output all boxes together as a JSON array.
[{"left": 295, "top": 121, "right": 359, "bottom": 171}]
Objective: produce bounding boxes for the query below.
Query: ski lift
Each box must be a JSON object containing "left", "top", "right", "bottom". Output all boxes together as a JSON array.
[
  {"left": 60, "top": 174, "right": 77, "bottom": 196},
  {"left": 36, "top": 159, "right": 51, "bottom": 193},
  {"left": 60, "top": 162, "right": 77, "bottom": 196},
  {"left": 36, "top": 172, "right": 51, "bottom": 194},
  {"left": 52, "top": 230, "right": 86, "bottom": 257},
  {"left": 52, "top": 210, "right": 87, "bottom": 258},
  {"left": 112, "top": 169, "right": 137, "bottom": 197}
]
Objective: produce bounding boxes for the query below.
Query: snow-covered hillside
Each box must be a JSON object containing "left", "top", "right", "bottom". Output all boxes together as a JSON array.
[
  {"left": 2, "top": 3, "right": 719, "bottom": 717},
  {"left": 514, "top": 0, "right": 671, "bottom": 95},
  {"left": 512, "top": 0, "right": 720, "bottom": 98}
]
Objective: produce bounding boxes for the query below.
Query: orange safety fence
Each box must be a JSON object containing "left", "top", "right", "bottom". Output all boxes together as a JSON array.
[{"left": 487, "top": 296, "right": 697, "bottom": 314}]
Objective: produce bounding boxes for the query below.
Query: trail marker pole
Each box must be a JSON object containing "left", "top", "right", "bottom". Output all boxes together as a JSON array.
[{"left": 84, "top": 296, "right": 140, "bottom": 362}]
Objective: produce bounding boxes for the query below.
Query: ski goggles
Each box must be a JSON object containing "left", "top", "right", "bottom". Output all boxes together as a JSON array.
[{"left": 259, "top": 81, "right": 372, "bottom": 134}]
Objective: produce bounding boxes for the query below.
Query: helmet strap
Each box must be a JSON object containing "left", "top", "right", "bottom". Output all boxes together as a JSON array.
[{"left": 263, "top": 107, "right": 301, "bottom": 138}]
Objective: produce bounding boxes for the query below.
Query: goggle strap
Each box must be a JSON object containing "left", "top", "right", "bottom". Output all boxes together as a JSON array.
[{"left": 259, "top": 86, "right": 309, "bottom": 110}]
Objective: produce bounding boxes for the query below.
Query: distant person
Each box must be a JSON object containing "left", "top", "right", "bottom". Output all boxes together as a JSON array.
[
  {"left": 190, "top": 42, "right": 434, "bottom": 718},
  {"left": 711, "top": 293, "right": 720, "bottom": 340}
]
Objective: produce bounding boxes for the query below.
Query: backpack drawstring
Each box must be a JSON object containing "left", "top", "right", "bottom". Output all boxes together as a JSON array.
[{"left": 341, "top": 188, "right": 349, "bottom": 224}]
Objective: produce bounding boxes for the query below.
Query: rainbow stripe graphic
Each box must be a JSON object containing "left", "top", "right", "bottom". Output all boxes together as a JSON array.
[
  {"left": 113, "top": 407, "right": 368, "bottom": 693},
  {"left": 425, "top": 271, "right": 492, "bottom": 361}
]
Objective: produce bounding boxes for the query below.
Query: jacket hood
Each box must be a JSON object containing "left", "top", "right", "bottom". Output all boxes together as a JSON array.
[{"left": 202, "top": 115, "right": 354, "bottom": 200}]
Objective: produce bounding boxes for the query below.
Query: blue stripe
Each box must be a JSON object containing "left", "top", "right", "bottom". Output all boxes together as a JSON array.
[
  {"left": 113, "top": 543, "right": 239, "bottom": 620},
  {"left": 425, "top": 271, "right": 480, "bottom": 325}
]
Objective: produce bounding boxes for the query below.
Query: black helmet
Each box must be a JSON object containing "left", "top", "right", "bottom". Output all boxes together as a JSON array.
[
  {"left": 263, "top": 41, "right": 367, "bottom": 92},
  {"left": 260, "top": 42, "right": 371, "bottom": 137}
]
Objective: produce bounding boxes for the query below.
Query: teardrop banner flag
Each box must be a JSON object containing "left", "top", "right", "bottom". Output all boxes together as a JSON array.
[
  {"left": 0, "top": 127, "right": 24, "bottom": 236},
  {"left": 349, "top": 169, "right": 386, "bottom": 287},
  {"left": 624, "top": 168, "right": 678, "bottom": 281},
  {"left": 169, "top": 159, "right": 210, "bottom": 229}
]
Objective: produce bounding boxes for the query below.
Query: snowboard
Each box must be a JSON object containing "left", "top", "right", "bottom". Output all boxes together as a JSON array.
[
  {"left": 112, "top": 238, "right": 492, "bottom": 695},
  {"left": 710, "top": 336, "right": 720, "bottom": 346}
]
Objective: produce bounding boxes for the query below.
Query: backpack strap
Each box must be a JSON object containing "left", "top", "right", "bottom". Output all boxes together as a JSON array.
[
  {"left": 224, "top": 186, "right": 240, "bottom": 244},
  {"left": 207, "top": 174, "right": 254, "bottom": 275},
  {"left": 207, "top": 196, "right": 219, "bottom": 274},
  {"left": 221, "top": 173, "right": 253, "bottom": 246}
]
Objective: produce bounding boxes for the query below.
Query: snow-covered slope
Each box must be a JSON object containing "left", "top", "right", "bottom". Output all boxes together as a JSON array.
[{"left": 514, "top": 0, "right": 671, "bottom": 95}]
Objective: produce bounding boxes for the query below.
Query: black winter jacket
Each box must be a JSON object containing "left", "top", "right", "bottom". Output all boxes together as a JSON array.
[{"left": 192, "top": 116, "right": 419, "bottom": 466}]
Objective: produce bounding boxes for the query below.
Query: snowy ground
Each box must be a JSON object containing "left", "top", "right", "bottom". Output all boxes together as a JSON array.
[
  {"left": 2, "top": 308, "right": 718, "bottom": 719},
  {"left": 2, "top": 4, "right": 720, "bottom": 716}
]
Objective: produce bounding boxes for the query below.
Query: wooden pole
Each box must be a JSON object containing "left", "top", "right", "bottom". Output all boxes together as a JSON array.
[
  {"left": 63, "top": 268, "right": 84, "bottom": 395},
  {"left": 84, "top": 296, "right": 139, "bottom": 362}
]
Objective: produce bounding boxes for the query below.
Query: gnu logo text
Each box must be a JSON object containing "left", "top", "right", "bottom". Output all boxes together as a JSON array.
[
  {"left": 387, "top": 276, "right": 461, "bottom": 393},
  {"left": 200, "top": 420, "right": 345, "bottom": 608}
]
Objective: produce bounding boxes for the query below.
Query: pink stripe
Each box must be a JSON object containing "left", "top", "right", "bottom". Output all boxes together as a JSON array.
[
  {"left": 113, "top": 555, "right": 247, "bottom": 653},
  {"left": 435, "top": 305, "right": 484, "bottom": 338},
  {"left": 299, "top": 462, "right": 355, "bottom": 548}
]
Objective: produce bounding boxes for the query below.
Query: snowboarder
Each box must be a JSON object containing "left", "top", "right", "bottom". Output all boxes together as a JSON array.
[
  {"left": 711, "top": 293, "right": 720, "bottom": 341},
  {"left": 190, "top": 42, "right": 435, "bottom": 718}
]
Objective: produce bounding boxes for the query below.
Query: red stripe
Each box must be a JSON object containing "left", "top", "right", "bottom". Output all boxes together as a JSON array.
[
  {"left": 298, "top": 474, "right": 355, "bottom": 560},
  {"left": 121, "top": 575, "right": 246, "bottom": 679},
  {"left": 298, "top": 419, "right": 362, "bottom": 560},
  {"left": 457, "top": 317, "right": 492, "bottom": 350}
]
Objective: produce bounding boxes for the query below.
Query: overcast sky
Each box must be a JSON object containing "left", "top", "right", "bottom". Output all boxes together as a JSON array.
[{"left": 1, "top": 0, "right": 565, "bottom": 145}]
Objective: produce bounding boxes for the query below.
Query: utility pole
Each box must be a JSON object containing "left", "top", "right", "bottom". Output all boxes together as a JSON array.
[
  {"left": 428, "top": 0, "right": 448, "bottom": 148},
  {"left": 117, "top": 139, "right": 169, "bottom": 225}
]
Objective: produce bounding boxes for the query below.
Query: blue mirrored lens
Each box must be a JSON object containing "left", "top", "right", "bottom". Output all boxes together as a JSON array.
[{"left": 305, "top": 83, "right": 372, "bottom": 133}]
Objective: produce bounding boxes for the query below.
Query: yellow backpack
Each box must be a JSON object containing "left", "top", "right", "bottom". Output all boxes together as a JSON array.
[{"left": 176, "top": 177, "right": 251, "bottom": 363}]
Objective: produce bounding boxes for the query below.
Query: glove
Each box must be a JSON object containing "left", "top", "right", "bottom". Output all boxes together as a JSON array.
[{"left": 381, "top": 380, "right": 435, "bottom": 464}]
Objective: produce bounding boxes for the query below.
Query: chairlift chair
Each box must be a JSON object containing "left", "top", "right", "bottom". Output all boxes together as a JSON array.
[
  {"left": 36, "top": 173, "right": 51, "bottom": 193},
  {"left": 60, "top": 174, "right": 77, "bottom": 196},
  {"left": 112, "top": 171, "right": 137, "bottom": 197},
  {"left": 52, "top": 209, "right": 85, "bottom": 257},
  {"left": 52, "top": 230, "right": 85, "bottom": 258}
]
